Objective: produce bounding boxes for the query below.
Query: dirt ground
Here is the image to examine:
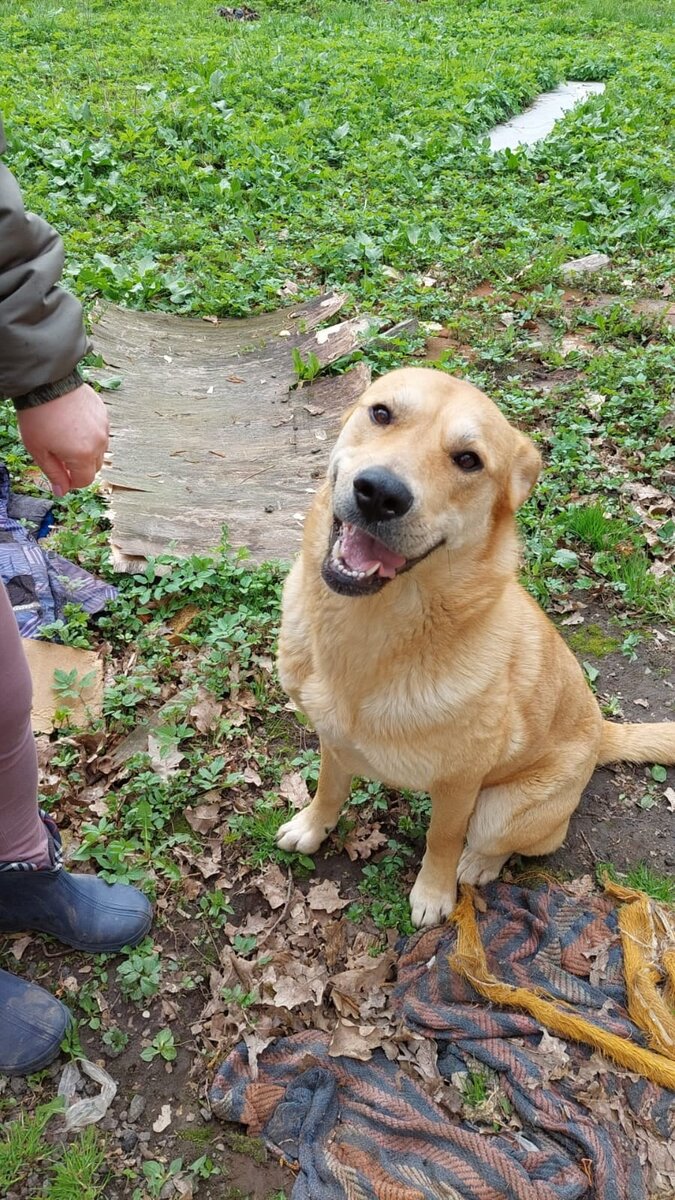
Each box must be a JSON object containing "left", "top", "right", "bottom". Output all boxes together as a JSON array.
[{"left": 3, "top": 609, "right": 670, "bottom": 1200}]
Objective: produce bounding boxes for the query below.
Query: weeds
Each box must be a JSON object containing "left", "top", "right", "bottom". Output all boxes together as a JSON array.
[
  {"left": 598, "top": 862, "right": 675, "bottom": 903},
  {"left": 1, "top": 0, "right": 673, "bottom": 1193}
]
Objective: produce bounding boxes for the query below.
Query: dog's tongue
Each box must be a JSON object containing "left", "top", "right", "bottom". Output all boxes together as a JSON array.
[{"left": 341, "top": 524, "right": 407, "bottom": 579}]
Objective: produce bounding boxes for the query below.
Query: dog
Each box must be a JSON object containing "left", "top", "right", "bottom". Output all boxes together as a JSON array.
[{"left": 275, "top": 368, "right": 675, "bottom": 928}]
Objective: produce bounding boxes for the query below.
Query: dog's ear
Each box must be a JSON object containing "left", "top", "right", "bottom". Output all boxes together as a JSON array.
[{"left": 508, "top": 432, "right": 541, "bottom": 510}]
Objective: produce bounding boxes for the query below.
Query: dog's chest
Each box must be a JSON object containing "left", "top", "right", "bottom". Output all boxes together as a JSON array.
[{"left": 296, "top": 656, "right": 468, "bottom": 790}]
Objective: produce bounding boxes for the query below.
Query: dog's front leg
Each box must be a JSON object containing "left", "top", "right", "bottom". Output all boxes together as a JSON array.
[
  {"left": 409, "top": 777, "right": 481, "bottom": 928},
  {"left": 276, "top": 741, "right": 353, "bottom": 855}
]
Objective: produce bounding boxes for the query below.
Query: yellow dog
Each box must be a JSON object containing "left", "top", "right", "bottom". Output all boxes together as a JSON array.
[{"left": 276, "top": 368, "right": 674, "bottom": 927}]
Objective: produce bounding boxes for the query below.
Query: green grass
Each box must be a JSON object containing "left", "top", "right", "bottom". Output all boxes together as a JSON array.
[
  {"left": 0, "top": 0, "right": 673, "bottom": 617},
  {"left": 0, "top": 2, "right": 673, "bottom": 1191},
  {"left": 568, "top": 623, "right": 620, "bottom": 658},
  {"left": 0, "top": 1099, "right": 61, "bottom": 1190},
  {"left": 599, "top": 862, "right": 675, "bottom": 904},
  {"left": 0, "top": 1100, "right": 107, "bottom": 1198},
  {"left": 462, "top": 1070, "right": 491, "bottom": 1108}
]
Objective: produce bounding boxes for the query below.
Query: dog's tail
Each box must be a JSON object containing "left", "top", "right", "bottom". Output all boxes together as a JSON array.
[{"left": 597, "top": 721, "right": 675, "bottom": 766}]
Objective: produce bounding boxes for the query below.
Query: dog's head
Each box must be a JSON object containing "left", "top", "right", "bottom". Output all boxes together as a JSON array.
[{"left": 321, "top": 367, "right": 541, "bottom": 597}]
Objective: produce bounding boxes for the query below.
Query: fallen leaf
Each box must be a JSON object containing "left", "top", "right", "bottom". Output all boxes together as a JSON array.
[
  {"left": 328, "top": 1020, "right": 382, "bottom": 1060},
  {"left": 561, "top": 334, "right": 595, "bottom": 356},
  {"left": 330, "top": 951, "right": 396, "bottom": 1018},
  {"left": 268, "top": 961, "right": 327, "bottom": 1009},
  {"left": 166, "top": 604, "right": 200, "bottom": 643},
  {"left": 174, "top": 1179, "right": 194, "bottom": 1199},
  {"left": 9, "top": 934, "right": 33, "bottom": 962},
  {"left": 561, "top": 612, "right": 585, "bottom": 626},
  {"left": 243, "top": 1031, "right": 275, "bottom": 1079},
  {"left": 256, "top": 863, "right": 289, "bottom": 910},
  {"left": 243, "top": 765, "right": 262, "bottom": 787},
  {"left": 148, "top": 734, "right": 184, "bottom": 779},
  {"left": 190, "top": 839, "right": 223, "bottom": 879},
  {"left": 279, "top": 771, "right": 311, "bottom": 810},
  {"left": 306, "top": 880, "right": 349, "bottom": 913},
  {"left": 343, "top": 825, "right": 388, "bottom": 861},
  {"left": 185, "top": 802, "right": 222, "bottom": 835},
  {"left": 190, "top": 693, "right": 223, "bottom": 734}
]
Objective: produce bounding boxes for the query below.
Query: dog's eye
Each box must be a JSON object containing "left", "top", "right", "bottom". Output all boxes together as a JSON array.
[
  {"left": 452, "top": 451, "right": 483, "bottom": 473},
  {"left": 370, "top": 404, "right": 392, "bottom": 427}
]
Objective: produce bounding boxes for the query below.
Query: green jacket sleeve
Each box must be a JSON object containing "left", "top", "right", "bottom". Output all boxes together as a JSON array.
[{"left": 0, "top": 116, "right": 91, "bottom": 408}]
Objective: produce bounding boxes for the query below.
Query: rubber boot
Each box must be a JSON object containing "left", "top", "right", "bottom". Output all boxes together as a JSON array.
[
  {"left": 0, "top": 813, "right": 152, "bottom": 952},
  {"left": 0, "top": 968, "right": 71, "bottom": 1076}
]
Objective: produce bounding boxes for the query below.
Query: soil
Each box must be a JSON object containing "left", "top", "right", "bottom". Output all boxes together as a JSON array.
[
  {"left": 3, "top": 609, "right": 668, "bottom": 1200},
  {"left": 548, "top": 608, "right": 674, "bottom": 877}
]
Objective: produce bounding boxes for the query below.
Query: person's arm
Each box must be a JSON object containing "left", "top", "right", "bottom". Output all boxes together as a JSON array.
[
  {"left": 0, "top": 118, "right": 108, "bottom": 494},
  {"left": 0, "top": 118, "right": 91, "bottom": 405}
]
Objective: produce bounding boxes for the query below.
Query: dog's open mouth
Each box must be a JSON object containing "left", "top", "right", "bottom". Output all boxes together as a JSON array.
[{"left": 322, "top": 519, "right": 406, "bottom": 595}]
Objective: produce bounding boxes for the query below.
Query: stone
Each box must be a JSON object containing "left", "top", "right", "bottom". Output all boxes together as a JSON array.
[
  {"left": 128, "top": 1093, "right": 147, "bottom": 1123},
  {"left": 120, "top": 1130, "right": 139, "bottom": 1153},
  {"left": 561, "top": 253, "right": 611, "bottom": 279}
]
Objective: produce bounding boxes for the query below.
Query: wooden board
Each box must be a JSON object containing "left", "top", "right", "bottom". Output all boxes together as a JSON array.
[{"left": 92, "top": 295, "right": 374, "bottom": 568}]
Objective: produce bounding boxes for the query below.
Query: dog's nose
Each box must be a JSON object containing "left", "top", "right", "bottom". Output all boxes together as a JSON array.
[{"left": 353, "top": 467, "right": 413, "bottom": 522}]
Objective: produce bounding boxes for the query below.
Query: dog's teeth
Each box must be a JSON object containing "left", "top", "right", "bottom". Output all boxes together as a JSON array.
[{"left": 364, "top": 563, "right": 380, "bottom": 576}]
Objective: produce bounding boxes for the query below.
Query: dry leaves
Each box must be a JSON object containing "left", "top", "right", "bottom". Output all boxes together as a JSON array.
[
  {"left": 279, "top": 771, "right": 311, "bottom": 810},
  {"left": 148, "top": 734, "right": 184, "bottom": 780},
  {"left": 185, "top": 801, "right": 222, "bottom": 835},
  {"left": 343, "top": 824, "right": 389, "bottom": 861},
  {"left": 255, "top": 863, "right": 290, "bottom": 910},
  {"left": 306, "top": 880, "right": 349, "bottom": 913},
  {"left": 328, "top": 1021, "right": 383, "bottom": 1060}
]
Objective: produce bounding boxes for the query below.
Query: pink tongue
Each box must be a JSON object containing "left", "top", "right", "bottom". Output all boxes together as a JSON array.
[{"left": 341, "top": 524, "right": 407, "bottom": 579}]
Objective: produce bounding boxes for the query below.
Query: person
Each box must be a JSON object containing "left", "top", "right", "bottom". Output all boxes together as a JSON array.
[{"left": 0, "top": 115, "right": 152, "bottom": 1076}]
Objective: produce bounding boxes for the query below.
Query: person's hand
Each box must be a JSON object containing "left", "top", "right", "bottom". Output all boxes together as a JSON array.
[{"left": 16, "top": 383, "right": 109, "bottom": 496}]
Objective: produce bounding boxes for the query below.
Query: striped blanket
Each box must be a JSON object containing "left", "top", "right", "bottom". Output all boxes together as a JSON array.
[{"left": 211, "top": 882, "right": 674, "bottom": 1200}]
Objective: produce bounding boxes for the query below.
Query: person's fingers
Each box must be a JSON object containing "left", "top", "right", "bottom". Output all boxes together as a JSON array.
[
  {"left": 64, "top": 458, "right": 98, "bottom": 490},
  {"left": 36, "top": 452, "right": 72, "bottom": 497}
]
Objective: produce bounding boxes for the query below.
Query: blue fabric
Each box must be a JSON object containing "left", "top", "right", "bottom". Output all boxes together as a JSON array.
[{"left": 0, "top": 464, "right": 116, "bottom": 637}]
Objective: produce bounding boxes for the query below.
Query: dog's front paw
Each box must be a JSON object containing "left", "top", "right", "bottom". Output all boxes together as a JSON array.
[
  {"left": 409, "top": 875, "right": 456, "bottom": 929},
  {"left": 276, "top": 807, "right": 333, "bottom": 855}
]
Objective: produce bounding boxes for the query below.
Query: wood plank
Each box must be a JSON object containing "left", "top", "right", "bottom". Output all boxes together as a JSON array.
[{"left": 92, "top": 297, "right": 374, "bottom": 568}]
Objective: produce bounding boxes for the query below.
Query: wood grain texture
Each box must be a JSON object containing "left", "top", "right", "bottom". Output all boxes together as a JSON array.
[{"left": 92, "top": 295, "right": 373, "bottom": 568}]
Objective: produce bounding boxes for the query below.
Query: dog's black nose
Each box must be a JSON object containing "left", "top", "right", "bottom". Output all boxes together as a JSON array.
[{"left": 353, "top": 467, "right": 413, "bottom": 522}]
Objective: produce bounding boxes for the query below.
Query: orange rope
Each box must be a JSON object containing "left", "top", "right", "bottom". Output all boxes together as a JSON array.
[{"left": 448, "top": 885, "right": 675, "bottom": 1091}]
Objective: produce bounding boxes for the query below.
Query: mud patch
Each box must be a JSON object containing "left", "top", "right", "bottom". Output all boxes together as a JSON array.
[{"left": 547, "top": 607, "right": 674, "bottom": 877}]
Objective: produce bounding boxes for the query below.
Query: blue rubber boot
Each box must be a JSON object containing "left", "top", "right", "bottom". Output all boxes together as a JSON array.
[
  {"left": 0, "top": 814, "right": 152, "bottom": 953},
  {"left": 0, "top": 969, "right": 72, "bottom": 1075}
]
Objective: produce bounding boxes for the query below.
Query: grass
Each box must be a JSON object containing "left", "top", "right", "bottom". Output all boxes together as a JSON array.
[
  {"left": 599, "top": 862, "right": 675, "bottom": 904},
  {"left": 0, "top": 1100, "right": 107, "bottom": 1197},
  {"left": 0, "top": 0, "right": 674, "bottom": 1194},
  {"left": 567, "top": 623, "right": 620, "bottom": 657}
]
